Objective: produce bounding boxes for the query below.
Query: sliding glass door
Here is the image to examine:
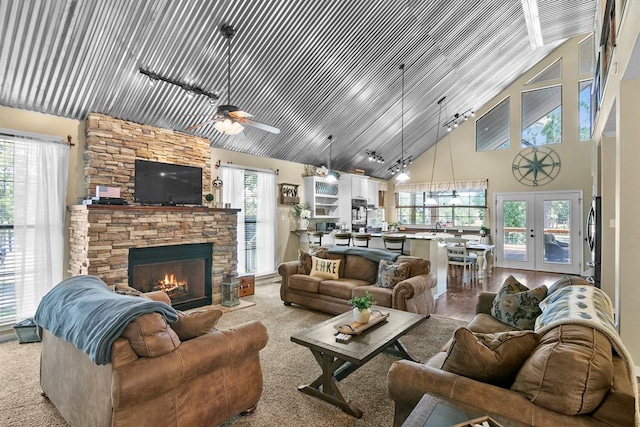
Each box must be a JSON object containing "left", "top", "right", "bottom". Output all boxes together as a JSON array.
[{"left": 495, "top": 191, "right": 582, "bottom": 274}]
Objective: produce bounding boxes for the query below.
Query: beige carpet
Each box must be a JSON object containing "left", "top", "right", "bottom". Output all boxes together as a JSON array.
[{"left": 0, "top": 283, "right": 465, "bottom": 427}]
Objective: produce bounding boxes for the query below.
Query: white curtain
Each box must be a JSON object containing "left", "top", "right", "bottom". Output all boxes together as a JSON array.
[
  {"left": 221, "top": 166, "right": 246, "bottom": 274},
  {"left": 220, "top": 164, "right": 277, "bottom": 276},
  {"left": 256, "top": 172, "right": 276, "bottom": 274},
  {"left": 10, "top": 132, "right": 69, "bottom": 320},
  {"left": 395, "top": 179, "right": 488, "bottom": 193}
]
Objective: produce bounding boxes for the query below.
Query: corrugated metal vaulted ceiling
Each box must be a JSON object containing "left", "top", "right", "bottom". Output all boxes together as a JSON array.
[{"left": 0, "top": 0, "right": 595, "bottom": 178}]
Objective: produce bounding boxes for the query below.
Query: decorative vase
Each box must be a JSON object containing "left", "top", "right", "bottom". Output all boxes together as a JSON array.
[
  {"left": 300, "top": 218, "right": 309, "bottom": 230},
  {"left": 353, "top": 307, "right": 371, "bottom": 323}
]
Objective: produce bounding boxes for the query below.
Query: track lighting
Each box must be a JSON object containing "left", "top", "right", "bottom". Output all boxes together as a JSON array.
[
  {"left": 139, "top": 68, "right": 219, "bottom": 104},
  {"left": 365, "top": 150, "right": 384, "bottom": 163},
  {"left": 443, "top": 108, "right": 475, "bottom": 131}
]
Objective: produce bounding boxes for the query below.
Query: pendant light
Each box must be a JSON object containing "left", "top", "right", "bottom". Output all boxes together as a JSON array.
[
  {"left": 395, "top": 63, "right": 410, "bottom": 182},
  {"left": 443, "top": 97, "right": 461, "bottom": 205},
  {"left": 325, "top": 135, "right": 337, "bottom": 182},
  {"left": 425, "top": 97, "right": 446, "bottom": 206}
]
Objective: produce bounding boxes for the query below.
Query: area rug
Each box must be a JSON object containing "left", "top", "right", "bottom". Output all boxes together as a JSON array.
[{"left": 0, "top": 283, "right": 465, "bottom": 427}]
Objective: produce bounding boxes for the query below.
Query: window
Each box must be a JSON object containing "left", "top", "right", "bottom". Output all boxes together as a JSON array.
[
  {"left": 521, "top": 86, "right": 562, "bottom": 146},
  {"left": 579, "top": 80, "right": 593, "bottom": 141},
  {"left": 0, "top": 131, "right": 68, "bottom": 327},
  {"left": 0, "top": 142, "right": 14, "bottom": 325},
  {"left": 476, "top": 97, "right": 510, "bottom": 151},
  {"left": 396, "top": 190, "right": 487, "bottom": 227},
  {"left": 220, "top": 166, "right": 276, "bottom": 276}
]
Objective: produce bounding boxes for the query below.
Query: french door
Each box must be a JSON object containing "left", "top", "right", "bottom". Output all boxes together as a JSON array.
[{"left": 495, "top": 191, "right": 582, "bottom": 274}]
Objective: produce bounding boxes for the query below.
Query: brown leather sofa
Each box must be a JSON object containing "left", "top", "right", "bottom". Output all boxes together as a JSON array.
[
  {"left": 278, "top": 247, "right": 437, "bottom": 316},
  {"left": 39, "top": 289, "right": 269, "bottom": 427},
  {"left": 387, "top": 290, "right": 637, "bottom": 427}
]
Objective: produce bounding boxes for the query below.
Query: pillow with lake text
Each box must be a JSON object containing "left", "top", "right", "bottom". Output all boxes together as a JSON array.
[
  {"left": 297, "top": 247, "right": 328, "bottom": 274},
  {"left": 309, "top": 256, "right": 340, "bottom": 280}
]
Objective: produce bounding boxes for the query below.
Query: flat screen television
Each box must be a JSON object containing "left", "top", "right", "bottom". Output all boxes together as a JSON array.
[{"left": 134, "top": 159, "right": 203, "bottom": 205}]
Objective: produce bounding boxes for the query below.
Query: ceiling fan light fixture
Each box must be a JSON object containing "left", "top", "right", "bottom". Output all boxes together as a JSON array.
[{"left": 214, "top": 118, "right": 244, "bottom": 135}]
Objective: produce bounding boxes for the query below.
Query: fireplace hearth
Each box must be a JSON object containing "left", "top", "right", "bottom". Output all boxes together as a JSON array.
[{"left": 128, "top": 243, "right": 213, "bottom": 310}]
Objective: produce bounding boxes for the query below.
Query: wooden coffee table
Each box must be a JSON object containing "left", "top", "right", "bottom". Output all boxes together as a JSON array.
[{"left": 290, "top": 306, "right": 427, "bottom": 418}]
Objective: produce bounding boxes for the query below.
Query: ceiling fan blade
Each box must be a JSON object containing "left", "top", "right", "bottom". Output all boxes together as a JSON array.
[
  {"left": 229, "top": 109, "right": 253, "bottom": 119},
  {"left": 239, "top": 118, "right": 281, "bottom": 134},
  {"left": 186, "top": 119, "right": 216, "bottom": 131}
]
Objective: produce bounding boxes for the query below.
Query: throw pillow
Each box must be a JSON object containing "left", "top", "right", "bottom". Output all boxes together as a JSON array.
[
  {"left": 297, "top": 247, "right": 328, "bottom": 274},
  {"left": 309, "top": 256, "right": 341, "bottom": 280},
  {"left": 511, "top": 324, "right": 613, "bottom": 415},
  {"left": 170, "top": 308, "right": 223, "bottom": 341},
  {"left": 491, "top": 275, "right": 548, "bottom": 329},
  {"left": 442, "top": 327, "right": 540, "bottom": 386},
  {"left": 121, "top": 312, "right": 181, "bottom": 357},
  {"left": 376, "top": 259, "right": 410, "bottom": 289}
]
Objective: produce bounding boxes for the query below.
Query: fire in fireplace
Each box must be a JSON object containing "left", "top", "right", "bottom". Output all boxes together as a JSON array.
[{"left": 128, "top": 243, "right": 213, "bottom": 310}]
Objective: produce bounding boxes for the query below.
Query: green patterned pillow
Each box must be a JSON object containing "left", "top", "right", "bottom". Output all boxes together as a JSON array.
[
  {"left": 376, "top": 259, "right": 410, "bottom": 289},
  {"left": 491, "top": 275, "right": 548, "bottom": 329}
]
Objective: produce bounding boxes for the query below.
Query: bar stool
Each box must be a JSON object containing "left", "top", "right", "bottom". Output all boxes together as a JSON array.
[
  {"left": 382, "top": 234, "right": 406, "bottom": 254},
  {"left": 352, "top": 233, "right": 371, "bottom": 248},
  {"left": 307, "top": 231, "right": 324, "bottom": 247},
  {"left": 333, "top": 232, "right": 352, "bottom": 246}
]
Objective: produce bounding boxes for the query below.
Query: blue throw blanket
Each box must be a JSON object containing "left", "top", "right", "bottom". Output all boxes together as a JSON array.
[
  {"left": 326, "top": 246, "right": 399, "bottom": 263},
  {"left": 35, "top": 275, "right": 178, "bottom": 365}
]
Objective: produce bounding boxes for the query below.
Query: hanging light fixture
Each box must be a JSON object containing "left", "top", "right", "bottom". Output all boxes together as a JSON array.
[
  {"left": 425, "top": 97, "right": 448, "bottom": 207},
  {"left": 325, "top": 135, "right": 337, "bottom": 182},
  {"left": 395, "top": 63, "right": 410, "bottom": 182},
  {"left": 440, "top": 97, "right": 461, "bottom": 205}
]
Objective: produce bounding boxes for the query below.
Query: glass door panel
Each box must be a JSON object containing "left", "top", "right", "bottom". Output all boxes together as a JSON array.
[
  {"left": 503, "top": 200, "right": 528, "bottom": 262},
  {"left": 496, "top": 192, "right": 581, "bottom": 274}
]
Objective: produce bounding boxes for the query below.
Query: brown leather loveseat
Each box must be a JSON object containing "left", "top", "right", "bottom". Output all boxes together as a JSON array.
[
  {"left": 278, "top": 246, "right": 437, "bottom": 316},
  {"left": 36, "top": 275, "right": 269, "bottom": 427}
]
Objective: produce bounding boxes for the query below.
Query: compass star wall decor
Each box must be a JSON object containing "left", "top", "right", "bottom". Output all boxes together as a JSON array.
[{"left": 512, "top": 146, "right": 561, "bottom": 186}]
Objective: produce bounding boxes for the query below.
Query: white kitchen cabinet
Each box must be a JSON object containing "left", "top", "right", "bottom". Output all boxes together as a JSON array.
[
  {"left": 303, "top": 176, "right": 340, "bottom": 219},
  {"left": 367, "top": 180, "right": 379, "bottom": 208}
]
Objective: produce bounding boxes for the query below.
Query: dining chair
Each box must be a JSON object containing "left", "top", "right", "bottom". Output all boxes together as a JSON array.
[
  {"left": 352, "top": 233, "right": 371, "bottom": 248},
  {"left": 333, "top": 232, "right": 352, "bottom": 246},
  {"left": 382, "top": 234, "right": 406, "bottom": 255},
  {"left": 445, "top": 237, "right": 477, "bottom": 284},
  {"left": 308, "top": 231, "right": 324, "bottom": 248}
]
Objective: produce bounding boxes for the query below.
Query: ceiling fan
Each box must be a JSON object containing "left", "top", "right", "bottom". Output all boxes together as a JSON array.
[{"left": 186, "top": 24, "right": 280, "bottom": 137}]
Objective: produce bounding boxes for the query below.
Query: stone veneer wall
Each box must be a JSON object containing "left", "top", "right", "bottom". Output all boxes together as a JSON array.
[
  {"left": 68, "top": 205, "right": 238, "bottom": 305},
  {"left": 69, "top": 113, "right": 237, "bottom": 304},
  {"left": 84, "top": 112, "right": 212, "bottom": 201}
]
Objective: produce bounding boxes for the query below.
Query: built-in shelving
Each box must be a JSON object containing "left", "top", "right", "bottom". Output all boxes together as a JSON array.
[{"left": 303, "top": 176, "right": 340, "bottom": 218}]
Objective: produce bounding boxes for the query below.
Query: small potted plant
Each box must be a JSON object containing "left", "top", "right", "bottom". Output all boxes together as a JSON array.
[
  {"left": 204, "top": 193, "right": 214, "bottom": 207},
  {"left": 348, "top": 291, "right": 376, "bottom": 323}
]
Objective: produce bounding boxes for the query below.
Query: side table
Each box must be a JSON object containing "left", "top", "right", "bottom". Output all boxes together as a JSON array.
[{"left": 402, "top": 393, "right": 528, "bottom": 427}]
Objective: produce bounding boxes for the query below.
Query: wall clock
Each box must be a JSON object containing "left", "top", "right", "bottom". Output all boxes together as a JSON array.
[{"left": 512, "top": 146, "right": 561, "bottom": 186}]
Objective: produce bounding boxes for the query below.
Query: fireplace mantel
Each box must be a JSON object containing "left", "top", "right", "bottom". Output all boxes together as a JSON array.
[{"left": 68, "top": 204, "right": 239, "bottom": 305}]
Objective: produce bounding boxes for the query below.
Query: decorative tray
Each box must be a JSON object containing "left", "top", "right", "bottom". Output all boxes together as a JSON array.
[{"left": 334, "top": 310, "right": 389, "bottom": 335}]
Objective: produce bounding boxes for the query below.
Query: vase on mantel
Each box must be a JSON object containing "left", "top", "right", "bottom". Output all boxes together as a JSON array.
[{"left": 300, "top": 219, "right": 309, "bottom": 230}]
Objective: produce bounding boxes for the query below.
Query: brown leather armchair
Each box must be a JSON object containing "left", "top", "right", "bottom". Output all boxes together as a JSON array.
[{"left": 39, "top": 287, "right": 269, "bottom": 427}]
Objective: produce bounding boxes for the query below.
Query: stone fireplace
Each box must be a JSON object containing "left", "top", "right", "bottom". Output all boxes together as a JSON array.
[
  {"left": 128, "top": 243, "right": 212, "bottom": 310},
  {"left": 68, "top": 205, "right": 238, "bottom": 305},
  {"left": 66, "top": 113, "right": 239, "bottom": 305}
]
